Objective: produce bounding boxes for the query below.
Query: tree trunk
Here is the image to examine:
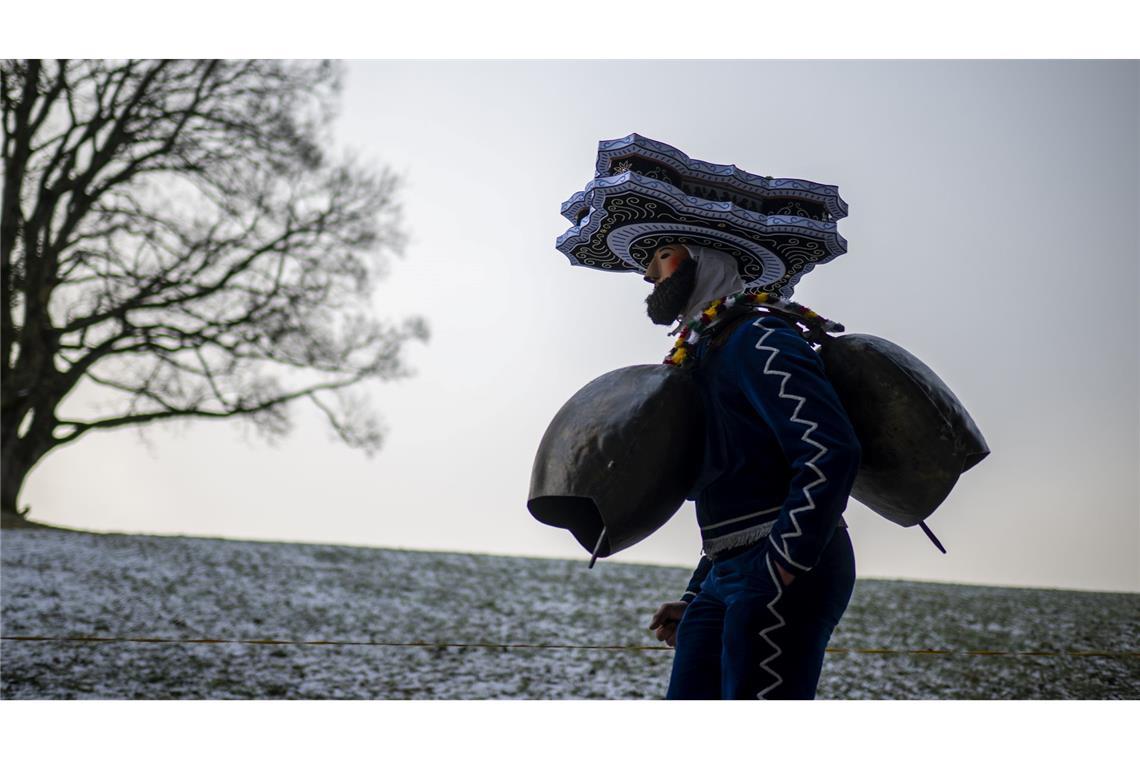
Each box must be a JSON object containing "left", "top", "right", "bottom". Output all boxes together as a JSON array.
[
  {"left": 0, "top": 443, "right": 33, "bottom": 515},
  {"left": 0, "top": 418, "right": 55, "bottom": 516}
]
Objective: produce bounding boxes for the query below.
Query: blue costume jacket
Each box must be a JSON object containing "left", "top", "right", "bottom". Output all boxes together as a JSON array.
[{"left": 680, "top": 314, "right": 861, "bottom": 600}]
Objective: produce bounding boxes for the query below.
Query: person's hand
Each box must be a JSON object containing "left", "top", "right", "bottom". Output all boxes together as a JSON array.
[{"left": 648, "top": 601, "right": 688, "bottom": 648}]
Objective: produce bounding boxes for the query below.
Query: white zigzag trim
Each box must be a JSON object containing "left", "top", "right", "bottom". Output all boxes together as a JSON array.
[
  {"left": 753, "top": 321, "right": 828, "bottom": 572},
  {"left": 755, "top": 553, "right": 786, "bottom": 699}
]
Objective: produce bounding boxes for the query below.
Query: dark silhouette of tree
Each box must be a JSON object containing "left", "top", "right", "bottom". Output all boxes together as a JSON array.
[{"left": 1, "top": 59, "right": 427, "bottom": 517}]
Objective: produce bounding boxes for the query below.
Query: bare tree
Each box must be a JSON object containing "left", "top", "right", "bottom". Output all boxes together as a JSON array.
[{"left": 1, "top": 59, "right": 427, "bottom": 517}]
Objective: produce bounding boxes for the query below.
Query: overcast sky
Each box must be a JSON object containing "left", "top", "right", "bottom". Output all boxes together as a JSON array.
[{"left": 22, "top": 60, "right": 1139, "bottom": 593}]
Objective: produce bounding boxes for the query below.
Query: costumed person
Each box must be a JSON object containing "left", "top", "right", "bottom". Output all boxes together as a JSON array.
[
  {"left": 643, "top": 242, "right": 861, "bottom": 700},
  {"left": 530, "top": 134, "right": 987, "bottom": 701}
]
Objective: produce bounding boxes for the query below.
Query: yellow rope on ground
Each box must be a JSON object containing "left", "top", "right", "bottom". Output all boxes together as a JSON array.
[{"left": 3, "top": 634, "right": 1139, "bottom": 658}]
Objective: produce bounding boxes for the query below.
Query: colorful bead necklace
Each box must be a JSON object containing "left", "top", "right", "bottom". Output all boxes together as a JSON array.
[{"left": 663, "top": 291, "right": 843, "bottom": 366}]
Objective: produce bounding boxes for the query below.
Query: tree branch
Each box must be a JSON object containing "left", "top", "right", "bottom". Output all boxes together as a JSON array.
[{"left": 54, "top": 370, "right": 374, "bottom": 445}]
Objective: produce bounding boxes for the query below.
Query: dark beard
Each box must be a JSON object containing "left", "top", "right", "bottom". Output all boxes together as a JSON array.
[{"left": 645, "top": 257, "right": 698, "bottom": 326}]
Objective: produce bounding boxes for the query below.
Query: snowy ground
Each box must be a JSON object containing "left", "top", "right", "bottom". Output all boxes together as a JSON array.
[{"left": 2, "top": 526, "right": 1138, "bottom": 699}]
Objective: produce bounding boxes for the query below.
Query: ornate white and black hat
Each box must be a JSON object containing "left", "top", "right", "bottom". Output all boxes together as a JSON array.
[{"left": 556, "top": 134, "right": 849, "bottom": 297}]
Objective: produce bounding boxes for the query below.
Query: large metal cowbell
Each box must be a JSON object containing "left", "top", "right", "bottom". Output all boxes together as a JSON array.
[
  {"left": 819, "top": 333, "right": 989, "bottom": 527},
  {"left": 527, "top": 365, "right": 703, "bottom": 560}
]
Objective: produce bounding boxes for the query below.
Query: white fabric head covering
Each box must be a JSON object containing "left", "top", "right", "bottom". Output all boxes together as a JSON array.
[{"left": 677, "top": 244, "right": 746, "bottom": 325}]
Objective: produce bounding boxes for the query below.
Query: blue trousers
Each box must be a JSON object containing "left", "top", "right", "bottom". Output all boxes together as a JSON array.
[{"left": 666, "top": 527, "right": 855, "bottom": 699}]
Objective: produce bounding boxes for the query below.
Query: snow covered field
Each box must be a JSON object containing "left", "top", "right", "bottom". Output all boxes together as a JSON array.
[{"left": 2, "top": 526, "right": 1138, "bottom": 699}]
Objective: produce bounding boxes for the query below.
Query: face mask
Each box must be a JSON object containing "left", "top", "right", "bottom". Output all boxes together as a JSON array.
[{"left": 645, "top": 256, "right": 699, "bottom": 325}]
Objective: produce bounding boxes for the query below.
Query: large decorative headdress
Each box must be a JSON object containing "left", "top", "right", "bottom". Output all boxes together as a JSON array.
[{"left": 555, "top": 134, "right": 849, "bottom": 297}]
